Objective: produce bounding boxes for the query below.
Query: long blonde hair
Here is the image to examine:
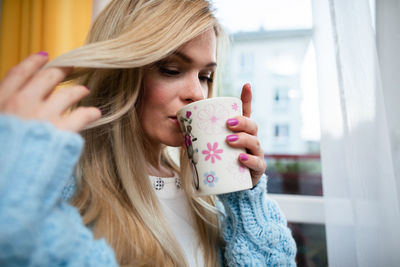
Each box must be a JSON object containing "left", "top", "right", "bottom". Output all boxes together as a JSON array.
[{"left": 47, "top": 0, "right": 226, "bottom": 266}]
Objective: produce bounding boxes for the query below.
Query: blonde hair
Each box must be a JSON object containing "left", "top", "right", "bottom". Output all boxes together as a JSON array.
[{"left": 47, "top": 0, "right": 227, "bottom": 266}]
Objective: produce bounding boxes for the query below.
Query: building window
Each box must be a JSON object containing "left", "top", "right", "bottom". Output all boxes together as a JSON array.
[
  {"left": 274, "top": 86, "right": 290, "bottom": 109},
  {"left": 274, "top": 124, "right": 290, "bottom": 139},
  {"left": 239, "top": 52, "right": 254, "bottom": 73}
]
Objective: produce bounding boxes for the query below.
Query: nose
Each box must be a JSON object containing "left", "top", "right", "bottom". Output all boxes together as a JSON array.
[{"left": 182, "top": 74, "right": 207, "bottom": 103}]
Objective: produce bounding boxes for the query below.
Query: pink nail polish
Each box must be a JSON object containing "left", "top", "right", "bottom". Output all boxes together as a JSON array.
[
  {"left": 227, "top": 118, "right": 238, "bottom": 126},
  {"left": 37, "top": 51, "right": 48, "bottom": 57},
  {"left": 83, "top": 85, "right": 90, "bottom": 91},
  {"left": 226, "top": 134, "right": 238, "bottom": 142},
  {"left": 239, "top": 153, "right": 249, "bottom": 161}
]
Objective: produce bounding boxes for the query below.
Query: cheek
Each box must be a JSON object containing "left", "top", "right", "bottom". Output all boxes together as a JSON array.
[
  {"left": 143, "top": 80, "right": 166, "bottom": 105},
  {"left": 142, "top": 74, "right": 178, "bottom": 107},
  {"left": 140, "top": 75, "right": 178, "bottom": 136},
  {"left": 140, "top": 79, "right": 166, "bottom": 136}
]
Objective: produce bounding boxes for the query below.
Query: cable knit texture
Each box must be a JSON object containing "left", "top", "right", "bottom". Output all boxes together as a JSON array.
[
  {"left": 0, "top": 115, "right": 296, "bottom": 266},
  {"left": 218, "top": 177, "right": 297, "bottom": 266},
  {"left": 0, "top": 115, "right": 117, "bottom": 266}
]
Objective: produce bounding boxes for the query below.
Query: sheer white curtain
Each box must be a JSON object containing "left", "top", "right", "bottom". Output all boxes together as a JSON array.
[
  {"left": 312, "top": 0, "right": 400, "bottom": 266},
  {"left": 92, "top": 0, "right": 110, "bottom": 21},
  {"left": 376, "top": 0, "right": 400, "bottom": 212}
]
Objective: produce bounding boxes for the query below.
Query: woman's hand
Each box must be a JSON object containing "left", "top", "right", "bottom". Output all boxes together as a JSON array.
[
  {"left": 226, "top": 83, "right": 266, "bottom": 186},
  {"left": 0, "top": 52, "right": 101, "bottom": 132}
]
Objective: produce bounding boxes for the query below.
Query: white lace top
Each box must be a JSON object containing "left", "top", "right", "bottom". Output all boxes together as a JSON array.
[{"left": 149, "top": 174, "right": 204, "bottom": 267}]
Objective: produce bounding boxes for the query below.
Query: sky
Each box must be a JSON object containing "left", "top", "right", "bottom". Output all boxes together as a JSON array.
[{"left": 212, "top": 0, "right": 313, "bottom": 33}]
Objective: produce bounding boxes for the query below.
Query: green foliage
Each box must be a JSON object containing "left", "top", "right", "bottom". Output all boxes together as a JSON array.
[{"left": 268, "top": 158, "right": 321, "bottom": 174}]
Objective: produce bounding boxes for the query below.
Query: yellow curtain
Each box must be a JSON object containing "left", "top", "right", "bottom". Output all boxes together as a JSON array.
[{"left": 0, "top": 0, "right": 93, "bottom": 78}]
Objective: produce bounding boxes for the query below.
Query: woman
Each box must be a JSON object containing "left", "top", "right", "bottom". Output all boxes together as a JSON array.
[{"left": 0, "top": 0, "right": 296, "bottom": 266}]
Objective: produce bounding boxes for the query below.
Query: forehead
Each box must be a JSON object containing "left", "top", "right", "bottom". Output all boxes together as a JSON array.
[{"left": 175, "top": 29, "right": 217, "bottom": 63}]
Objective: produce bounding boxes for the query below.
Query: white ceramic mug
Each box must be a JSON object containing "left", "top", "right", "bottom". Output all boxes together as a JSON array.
[{"left": 177, "top": 97, "right": 252, "bottom": 196}]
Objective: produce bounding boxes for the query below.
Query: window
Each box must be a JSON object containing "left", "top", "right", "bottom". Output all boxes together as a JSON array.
[
  {"left": 274, "top": 123, "right": 289, "bottom": 139},
  {"left": 273, "top": 86, "right": 290, "bottom": 110},
  {"left": 214, "top": 0, "right": 326, "bottom": 266},
  {"left": 239, "top": 52, "right": 254, "bottom": 73}
]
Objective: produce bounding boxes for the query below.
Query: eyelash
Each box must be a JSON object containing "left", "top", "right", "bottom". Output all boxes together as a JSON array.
[
  {"left": 160, "top": 68, "right": 180, "bottom": 76},
  {"left": 160, "top": 67, "right": 213, "bottom": 83},
  {"left": 199, "top": 76, "right": 213, "bottom": 83}
]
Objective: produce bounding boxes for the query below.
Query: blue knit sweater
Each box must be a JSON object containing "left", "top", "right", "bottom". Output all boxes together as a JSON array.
[{"left": 0, "top": 115, "right": 296, "bottom": 266}]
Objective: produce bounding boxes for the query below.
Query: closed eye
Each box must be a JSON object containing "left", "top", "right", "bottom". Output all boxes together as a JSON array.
[
  {"left": 199, "top": 75, "right": 213, "bottom": 83},
  {"left": 160, "top": 67, "right": 180, "bottom": 76}
]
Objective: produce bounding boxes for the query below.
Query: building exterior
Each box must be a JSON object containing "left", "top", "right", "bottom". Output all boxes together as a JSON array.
[{"left": 220, "top": 28, "right": 313, "bottom": 154}]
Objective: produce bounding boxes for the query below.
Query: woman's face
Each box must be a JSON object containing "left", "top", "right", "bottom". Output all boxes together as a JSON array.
[{"left": 139, "top": 29, "right": 217, "bottom": 147}]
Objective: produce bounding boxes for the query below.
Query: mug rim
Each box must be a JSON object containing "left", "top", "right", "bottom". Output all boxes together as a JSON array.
[{"left": 177, "top": 96, "right": 240, "bottom": 114}]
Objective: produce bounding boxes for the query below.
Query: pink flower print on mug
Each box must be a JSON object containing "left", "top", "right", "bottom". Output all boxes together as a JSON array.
[
  {"left": 226, "top": 159, "right": 249, "bottom": 184},
  {"left": 176, "top": 97, "right": 252, "bottom": 195},
  {"left": 231, "top": 102, "right": 239, "bottom": 111},
  {"left": 202, "top": 142, "right": 223, "bottom": 163},
  {"left": 196, "top": 103, "right": 229, "bottom": 134},
  {"left": 185, "top": 135, "right": 192, "bottom": 146}
]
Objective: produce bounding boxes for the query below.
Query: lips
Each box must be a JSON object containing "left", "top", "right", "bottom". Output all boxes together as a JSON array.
[
  {"left": 168, "top": 116, "right": 180, "bottom": 128},
  {"left": 168, "top": 116, "right": 178, "bottom": 122}
]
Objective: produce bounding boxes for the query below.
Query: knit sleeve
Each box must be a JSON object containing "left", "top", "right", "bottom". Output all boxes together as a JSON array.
[
  {"left": 217, "top": 174, "right": 297, "bottom": 266},
  {"left": 0, "top": 115, "right": 117, "bottom": 266}
]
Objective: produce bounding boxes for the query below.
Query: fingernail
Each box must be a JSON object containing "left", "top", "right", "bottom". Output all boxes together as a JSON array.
[
  {"left": 37, "top": 51, "right": 48, "bottom": 57},
  {"left": 227, "top": 118, "right": 238, "bottom": 126},
  {"left": 239, "top": 153, "right": 249, "bottom": 161},
  {"left": 83, "top": 85, "right": 90, "bottom": 91},
  {"left": 226, "top": 134, "right": 238, "bottom": 142}
]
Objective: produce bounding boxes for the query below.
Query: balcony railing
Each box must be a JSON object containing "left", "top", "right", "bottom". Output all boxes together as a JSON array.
[{"left": 264, "top": 153, "right": 322, "bottom": 196}]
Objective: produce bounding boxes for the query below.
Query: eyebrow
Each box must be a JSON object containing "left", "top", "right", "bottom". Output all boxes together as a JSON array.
[{"left": 173, "top": 51, "right": 217, "bottom": 68}]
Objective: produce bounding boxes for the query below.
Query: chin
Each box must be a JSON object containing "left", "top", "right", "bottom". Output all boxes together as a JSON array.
[
  {"left": 168, "top": 143, "right": 182, "bottom": 148},
  {"left": 163, "top": 139, "right": 184, "bottom": 147},
  {"left": 161, "top": 134, "right": 184, "bottom": 147}
]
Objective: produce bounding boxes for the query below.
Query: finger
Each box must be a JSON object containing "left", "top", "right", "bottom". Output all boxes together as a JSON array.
[
  {"left": 226, "top": 116, "right": 258, "bottom": 136},
  {"left": 0, "top": 52, "right": 49, "bottom": 107},
  {"left": 240, "top": 83, "right": 252, "bottom": 118},
  {"left": 57, "top": 107, "right": 101, "bottom": 133},
  {"left": 21, "top": 66, "right": 72, "bottom": 101},
  {"left": 225, "top": 133, "right": 263, "bottom": 156},
  {"left": 238, "top": 153, "right": 266, "bottom": 185},
  {"left": 41, "top": 85, "right": 90, "bottom": 116}
]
